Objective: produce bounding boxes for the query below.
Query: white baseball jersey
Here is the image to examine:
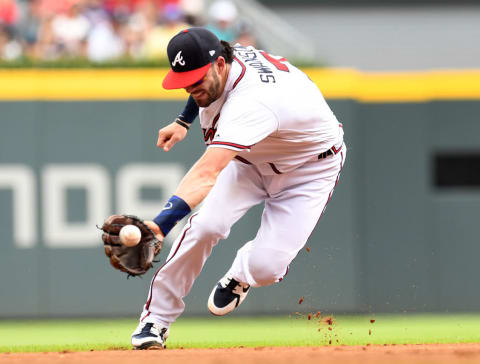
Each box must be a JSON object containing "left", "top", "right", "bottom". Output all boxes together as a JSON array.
[
  {"left": 199, "top": 44, "right": 344, "bottom": 175},
  {"left": 139, "top": 44, "right": 346, "bottom": 330}
]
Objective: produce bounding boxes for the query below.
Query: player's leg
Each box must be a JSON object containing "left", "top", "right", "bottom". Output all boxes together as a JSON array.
[
  {"left": 132, "top": 161, "right": 266, "bottom": 348},
  {"left": 208, "top": 150, "right": 346, "bottom": 315},
  {"left": 233, "top": 150, "right": 346, "bottom": 286}
]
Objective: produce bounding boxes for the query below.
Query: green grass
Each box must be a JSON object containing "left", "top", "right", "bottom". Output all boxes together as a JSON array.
[{"left": 1, "top": 314, "right": 480, "bottom": 353}]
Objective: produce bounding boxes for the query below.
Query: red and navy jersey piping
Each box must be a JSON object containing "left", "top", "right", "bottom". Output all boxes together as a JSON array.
[
  {"left": 232, "top": 56, "right": 246, "bottom": 89},
  {"left": 210, "top": 141, "right": 251, "bottom": 149}
]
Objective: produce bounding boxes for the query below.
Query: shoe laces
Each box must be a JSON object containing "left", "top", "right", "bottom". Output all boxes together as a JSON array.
[
  {"left": 220, "top": 275, "right": 249, "bottom": 293},
  {"left": 141, "top": 323, "right": 158, "bottom": 336},
  {"left": 141, "top": 322, "right": 167, "bottom": 338}
]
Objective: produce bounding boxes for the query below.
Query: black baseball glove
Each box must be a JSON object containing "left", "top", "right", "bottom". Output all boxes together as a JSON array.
[{"left": 100, "top": 215, "right": 162, "bottom": 276}]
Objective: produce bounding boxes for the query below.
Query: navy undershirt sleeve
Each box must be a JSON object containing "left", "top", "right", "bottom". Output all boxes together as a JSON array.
[{"left": 177, "top": 95, "right": 199, "bottom": 124}]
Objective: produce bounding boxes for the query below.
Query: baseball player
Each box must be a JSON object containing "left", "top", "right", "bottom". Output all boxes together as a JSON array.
[{"left": 131, "top": 27, "right": 346, "bottom": 349}]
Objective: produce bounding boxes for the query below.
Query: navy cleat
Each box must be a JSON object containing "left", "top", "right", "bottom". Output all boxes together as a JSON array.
[
  {"left": 207, "top": 274, "right": 250, "bottom": 316},
  {"left": 131, "top": 322, "right": 169, "bottom": 350}
]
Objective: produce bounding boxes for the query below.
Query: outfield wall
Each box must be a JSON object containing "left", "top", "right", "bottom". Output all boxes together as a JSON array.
[{"left": 1, "top": 69, "right": 479, "bottom": 317}]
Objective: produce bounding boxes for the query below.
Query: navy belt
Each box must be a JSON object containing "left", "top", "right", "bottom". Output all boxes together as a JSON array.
[{"left": 318, "top": 144, "right": 343, "bottom": 160}]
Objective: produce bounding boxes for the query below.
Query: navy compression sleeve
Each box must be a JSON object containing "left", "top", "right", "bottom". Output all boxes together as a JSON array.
[{"left": 177, "top": 95, "right": 199, "bottom": 124}]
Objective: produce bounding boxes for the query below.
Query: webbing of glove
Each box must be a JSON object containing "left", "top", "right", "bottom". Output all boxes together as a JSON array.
[{"left": 100, "top": 214, "right": 162, "bottom": 276}]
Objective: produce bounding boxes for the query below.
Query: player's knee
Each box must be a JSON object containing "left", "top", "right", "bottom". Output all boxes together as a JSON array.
[
  {"left": 247, "top": 251, "right": 289, "bottom": 287},
  {"left": 191, "top": 213, "right": 229, "bottom": 242}
]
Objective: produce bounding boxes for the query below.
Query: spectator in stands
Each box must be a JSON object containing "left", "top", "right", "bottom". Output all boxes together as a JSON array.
[
  {"left": 33, "top": 14, "right": 56, "bottom": 59},
  {"left": 0, "top": 0, "right": 19, "bottom": 28},
  {"left": 125, "top": 0, "right": 157, "bottom": 59},
  {"left": 51, "top": 2, "right": 90, "bottom": 57},
  {"left": 86, "top": 10, "right": 126, "bottom": 61},
  {"left": 179, "top": 0, "right": 205, "bottom": 26},
  {"left": 143, "top": 2, "right": 187, "bottom": 59},
  {"left": 33, "top": 0, "right": 74, "bottom": 20},
  {"left": 0, "top": 23, "right": 22, "bottom": 60},
  {"left": 83, "top": 0, "right": 109, "bottom": 27},
  {"left": 206, "top": 0, "right": 238, "bottom": 43},
  {"left": 103, "top": 0, "right": 144, "bottom": 16},
  {"left": 235, "top": 19, "right": 256, "bottom": 47},
  {"left": 16, "top": 0, "right": 40, "bottom": 57},
  {"left": 0, "top": 0, "right": 23, "bottom": 58},
  {"left": 0, "top": 0, "right": 260, "bottom": 62},
  {"left": 23, "top": 0, "right": 78, "bottom": 60}
]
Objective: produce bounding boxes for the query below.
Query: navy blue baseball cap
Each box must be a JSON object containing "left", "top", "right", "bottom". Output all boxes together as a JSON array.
[{"left": 162, "top": 27, "right": 223, "bottom": 90}]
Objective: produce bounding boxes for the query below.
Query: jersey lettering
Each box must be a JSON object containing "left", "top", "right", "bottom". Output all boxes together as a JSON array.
[
  {"left": 234, "top": 45, "right": 276, "bottom": 83},
  {"left": 260, "top": 74, "right": 276, "bottom": 83},
  {"left": 203, "top": 127, "right": 216, "bottom": 143},
  {"left": 202, "top": 113, "right": 220, "bottom": 143}
]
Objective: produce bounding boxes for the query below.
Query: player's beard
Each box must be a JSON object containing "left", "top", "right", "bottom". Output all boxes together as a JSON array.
[{"left": 192, "top": 70, "right": 221, "bottom": 108}]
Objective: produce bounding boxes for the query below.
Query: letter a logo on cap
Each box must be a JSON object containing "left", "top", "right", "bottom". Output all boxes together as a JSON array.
[{"left": 172, "top": 51, "right": 185, "bottom": 66}]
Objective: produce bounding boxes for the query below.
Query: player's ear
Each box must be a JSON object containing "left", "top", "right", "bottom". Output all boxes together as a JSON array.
[{"left": 216, "top": 56, "right": 226, "bottom": 72}]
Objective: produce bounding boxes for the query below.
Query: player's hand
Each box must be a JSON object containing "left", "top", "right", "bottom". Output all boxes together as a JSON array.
[
  {"left": 157, "top": 121, "right": 188, "bottom": 152},
  {"left": 144, "top": 220, "right": 165, "bottom": 241}
]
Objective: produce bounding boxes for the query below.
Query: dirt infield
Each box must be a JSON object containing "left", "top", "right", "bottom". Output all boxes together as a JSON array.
[{"left": 1, "top": 344, "right": 480, "bottom": 364}]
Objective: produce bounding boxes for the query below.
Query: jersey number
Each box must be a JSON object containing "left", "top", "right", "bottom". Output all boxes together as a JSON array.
[{"left": 260, "top": 51, "right": 290, "bottom": 72}]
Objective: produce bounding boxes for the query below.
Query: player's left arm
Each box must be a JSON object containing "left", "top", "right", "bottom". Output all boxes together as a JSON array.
[
  {"left": 156, "top": 122, "right": 188, "bottom": 152},
  {"left": 145, "top": 147, "right": 237, "bottom": 238}
]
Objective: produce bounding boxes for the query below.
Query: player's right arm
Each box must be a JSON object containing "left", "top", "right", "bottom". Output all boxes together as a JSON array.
[
  {"left": 174, "top": 146, "right": 237, "bottom": 208},
  {"left": 145, "top": 146, "right": 237, "bottom": 240},
  {"left": 157, "top": 95, "right": 199, "bottom": 151}
]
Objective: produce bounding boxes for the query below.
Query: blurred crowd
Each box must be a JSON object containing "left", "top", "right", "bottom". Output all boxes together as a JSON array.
[{"left": 0, "top": 0, "right": 256, "bottom": 62}]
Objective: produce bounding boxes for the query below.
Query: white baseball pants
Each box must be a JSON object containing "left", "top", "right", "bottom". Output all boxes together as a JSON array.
[{"left": 140, "top": 146, "right": 346, "bottom": 328}]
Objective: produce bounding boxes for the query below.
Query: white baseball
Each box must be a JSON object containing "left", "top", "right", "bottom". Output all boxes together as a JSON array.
[{"left": 119, "top": 225, "right": 141, "bottom": 247}]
